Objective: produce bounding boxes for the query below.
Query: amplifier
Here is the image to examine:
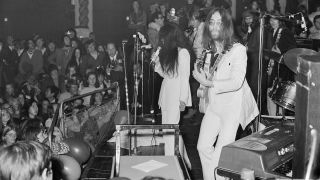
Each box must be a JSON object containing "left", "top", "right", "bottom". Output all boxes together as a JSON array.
[{"left": 217, "top": 123, "right": 294, "bottom": 179}]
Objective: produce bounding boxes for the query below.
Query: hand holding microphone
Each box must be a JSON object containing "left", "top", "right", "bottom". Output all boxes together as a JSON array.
[{"left": 150, "top": 46, "right": 161, "bottom": 66}]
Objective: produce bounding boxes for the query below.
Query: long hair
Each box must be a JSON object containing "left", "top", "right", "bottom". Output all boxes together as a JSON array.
[
  {"left": 202, "top": 7, "right": 237, "bottom": 52},
  {"left": 158, "top": 23, "right": 192, "bottom": 76},
  {"left": 241, "top": 10, "right": 260, "bottom": 34},
  {"left": 130, "top": 0, "right": 144, "bottom": 23}
]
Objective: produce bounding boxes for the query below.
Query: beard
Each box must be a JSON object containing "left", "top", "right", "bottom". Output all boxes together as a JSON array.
[{"left": 210, "top": 29, "right": 223, "bottom": 42}]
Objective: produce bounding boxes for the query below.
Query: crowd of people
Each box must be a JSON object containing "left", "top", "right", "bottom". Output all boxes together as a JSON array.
[{"left": 0, "top": 0, "right": 319, "bottom": 179}]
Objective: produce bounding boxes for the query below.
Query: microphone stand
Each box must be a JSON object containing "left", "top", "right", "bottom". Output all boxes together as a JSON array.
[
  {"left": 132, "top": 34, "right": 140, "bottom": 155},
  {"left": 121, "top": 40, "right": 131, "bottom": 123},
  {"left": 133, "top": 35, "right": 140, "bottom": 126},
  {"left": 149, "top": 57, "right": 156, "bottom": 120},
  {"left": 255, "top": 14, "right": 265, "bottom": 132},
  {"left": 141, "top": 48, "right": 144, "bottom": 118}
]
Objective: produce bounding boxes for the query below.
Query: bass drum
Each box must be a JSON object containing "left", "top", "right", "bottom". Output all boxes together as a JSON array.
[{"left": 269, "top": 81, "right": 296, "bottom": 112}]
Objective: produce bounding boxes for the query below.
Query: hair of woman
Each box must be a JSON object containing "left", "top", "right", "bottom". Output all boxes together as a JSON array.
[{"left": 158, "top": 23, "right": 192, "bottom": 76}]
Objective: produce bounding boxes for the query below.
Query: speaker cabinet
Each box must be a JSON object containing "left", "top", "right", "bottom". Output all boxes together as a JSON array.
[{"left": 293, "top": 54, "right": 320, "bottom": 178}]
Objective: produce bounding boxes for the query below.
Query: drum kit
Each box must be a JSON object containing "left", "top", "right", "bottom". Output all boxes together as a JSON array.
[{"left": 266, "top": 48, "right": 318, "bottom": 114}]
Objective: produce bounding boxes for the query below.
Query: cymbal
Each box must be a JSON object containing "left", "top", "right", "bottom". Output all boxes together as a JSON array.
[
  {"left": 283, "top": 48, "right": 318, "bottom": 73},
  {"left": 264, "top": 49, "right": 283, "bottom": 63}
]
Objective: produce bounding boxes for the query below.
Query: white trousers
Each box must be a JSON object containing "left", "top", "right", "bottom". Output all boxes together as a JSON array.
[{"left": 197, "top": 108, "right": 239, "bottom": 180}]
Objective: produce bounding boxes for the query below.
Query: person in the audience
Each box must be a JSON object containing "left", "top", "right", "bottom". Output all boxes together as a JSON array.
[
  {"left": 18, "top": 39, "right": 43, "bottom": 83},
  {"left": 3, "top": 35, "right": 19, "bottom": 84},
  {"left": 0, "top": 123, "right": 17, "bottom": 147},
  {"left": 69, "top": 47, "right": 85, "bottom": 76},
  {"left": 128, "top": 0, "right": 147, "bottom": 35},
  {"left": 58, "top": 79, "right": 79, "bottom": 103},
  {"left": 0, "top": 141, "right": 53, "bottom": 180},
  {"left": 147, "top": 12, "right": 165, "bottom": 51},
  {"left": 47, "top": 41, "right": 58, "bottom": 68},
  {"left": 44, "top": 86, "right": 60, "bottom": 104},
  {"left": 56, "top": 35, "right": 73, "bottom": 76},
  {"left": 80, "top": 72, "right": 102, "bottom": 106},
  {"left": 36, "top": 37, "right": 50, "bottom": 73},
  {"left": 81, "top": 40, "right": 106, "bottom": 76},
  {"left": 106, "top": 42, "right": 126, "bottom": 109}
]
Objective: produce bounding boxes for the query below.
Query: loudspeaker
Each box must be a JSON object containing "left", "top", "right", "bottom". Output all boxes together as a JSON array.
[{"left": 293, "top": 54, "right": 320, "bottom": 178}]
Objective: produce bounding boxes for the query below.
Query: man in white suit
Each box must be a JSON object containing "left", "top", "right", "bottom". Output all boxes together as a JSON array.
[{"left": 192, "top": 8, "right": 259, "bottom": 180}]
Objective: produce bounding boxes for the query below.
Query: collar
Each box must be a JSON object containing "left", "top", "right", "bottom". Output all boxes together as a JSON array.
[
  {"left": 148, "top": 22, "right": 161, "bottom": 32},
  {"left": 109, "top": 51, "right": 118, "bottom": 60}
]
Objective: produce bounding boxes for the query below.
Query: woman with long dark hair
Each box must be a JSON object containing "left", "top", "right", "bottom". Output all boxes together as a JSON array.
[
  {"left": 192, "top": 8, "right": 258, "bottom": 180},
  {"left": 153, "top": 23, "right": 192, "bottom": 155}
]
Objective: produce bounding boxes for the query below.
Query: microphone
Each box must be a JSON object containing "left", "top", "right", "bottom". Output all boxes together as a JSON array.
[
  {"left": 150, "top": 47, "right": 162, "bottom": 65},
  {"left": 301, "top": 14, "right": 307, "bottom": 32},
  {"left": 137, "top": 32, "right": 147, "bottom": 44}
]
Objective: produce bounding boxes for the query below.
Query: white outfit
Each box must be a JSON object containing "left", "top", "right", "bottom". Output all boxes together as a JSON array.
[
  {"left": 155, "top": 48, "right": 192, "bottom": 124},
  {"left": 197, "top": 43, "right": 259, "bottom": 180},
  {"left": 155, "top": 48, "right": 192, "bottom": 155}
]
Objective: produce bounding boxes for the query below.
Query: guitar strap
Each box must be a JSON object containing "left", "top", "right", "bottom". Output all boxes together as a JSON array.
[{"left": 210, "top": 53, "right": 219, "bottom": 69}]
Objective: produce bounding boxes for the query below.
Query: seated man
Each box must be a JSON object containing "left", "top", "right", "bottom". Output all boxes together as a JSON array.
[{"left": 0, "top": 141, "right": 52, "bottom": 180}]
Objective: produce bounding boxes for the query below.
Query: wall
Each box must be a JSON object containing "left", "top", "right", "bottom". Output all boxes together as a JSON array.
[
  {"left": 92, "top": 0, "right": 186, "bottom": 45},
  {"left": 0, "top": 0, "right": 243, "bottom": 44},
  {"left": 0, "top": 0, "right": 74, "bottom": 42}
]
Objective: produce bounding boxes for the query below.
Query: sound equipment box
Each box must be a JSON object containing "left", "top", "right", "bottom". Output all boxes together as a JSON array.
[
  {"left": 293, "top": 54, "right": 320, "bottom": 178},
  {"left": 217, "top": 123, "right": 294, "bottom": 179}
]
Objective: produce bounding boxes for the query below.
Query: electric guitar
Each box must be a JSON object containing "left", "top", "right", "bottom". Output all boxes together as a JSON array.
[
  {"left": 196, "top": 49, "right": 214, "bottom": 113},
  {"left": 196, "top": 49, "right": 224, "bottom": 113}
]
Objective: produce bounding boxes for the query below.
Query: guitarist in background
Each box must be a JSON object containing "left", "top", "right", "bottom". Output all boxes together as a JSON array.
[
  {"left": 266, "top": 10, "right": 296, "bottom": 116},
  {"left": 192, "top": 8, "right": 259, "bottom": 180}
]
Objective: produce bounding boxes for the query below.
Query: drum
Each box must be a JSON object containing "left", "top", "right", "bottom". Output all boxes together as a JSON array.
[{"left": 269, "top": 81, "right": 296, "bottom": 112}]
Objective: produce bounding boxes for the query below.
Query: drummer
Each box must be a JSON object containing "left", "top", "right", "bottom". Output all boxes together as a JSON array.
[{"left": 266, "top": 10, "right": 297, "bottom": 116}]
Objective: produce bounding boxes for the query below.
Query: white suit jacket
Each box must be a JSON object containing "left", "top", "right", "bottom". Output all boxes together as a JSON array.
[
  {"left": 208, "top": 43, "right": 259, "bottom": 128},
  {"left": 155, "top": 48, "right": 192, "bottom": 110}
]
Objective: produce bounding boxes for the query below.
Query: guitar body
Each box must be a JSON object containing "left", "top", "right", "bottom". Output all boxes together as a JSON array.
[
  {"left": 196, "top": 49, "right": 224, "bottom": 113},
  {"left": 197, "top": 85, "right": 209, "bottom": 113}
]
